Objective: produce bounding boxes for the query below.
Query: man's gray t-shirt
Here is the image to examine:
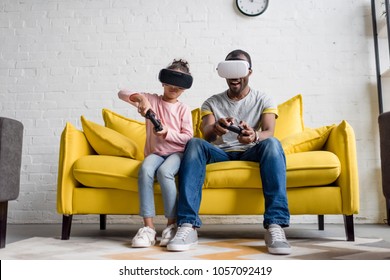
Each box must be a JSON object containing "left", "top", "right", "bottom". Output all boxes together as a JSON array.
[{"left": 201, "top": 89, "right": 277, "bottom": 152}]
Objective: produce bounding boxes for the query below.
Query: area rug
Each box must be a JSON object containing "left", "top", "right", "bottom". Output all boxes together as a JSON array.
[{"left": 1, "top": 236, "right": 390, "bottom": 260}]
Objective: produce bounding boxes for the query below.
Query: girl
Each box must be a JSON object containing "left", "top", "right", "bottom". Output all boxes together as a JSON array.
[{"left": 118, "top": 59, "right": 193, "bottom": 247}]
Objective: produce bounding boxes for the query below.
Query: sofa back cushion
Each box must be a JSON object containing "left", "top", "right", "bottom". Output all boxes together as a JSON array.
[
  {"left": 281, "top": 125, "right": 336, "bottom": 155},
  {"left": 191, "top": 108, "right": 203, "bottom": 139},
  {"left": 81, "top": 115, "right": 143, "bottom": 160},
  {"left": 96, "top": 94, "right": 305, "bottom": 159},
  {"left": 274, "top": 94, "right": 304, "bottom": 140},
  {"left": 102, "top": 109, "right": 146, "bottom": 156}
]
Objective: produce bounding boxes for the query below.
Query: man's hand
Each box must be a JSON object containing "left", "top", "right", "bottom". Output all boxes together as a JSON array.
[
  {"left": 237, "top": 121, "right": 257, "bottom": 144},
  {"left": 215, "top": 117, "right": 235, "bottom": 136}
]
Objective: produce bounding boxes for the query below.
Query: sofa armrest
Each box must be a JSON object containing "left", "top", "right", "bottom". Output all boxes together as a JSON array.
[
  {"left": 324, "top": 120, "right": 359, "bottom": 214},
  {"left": 56, "top": 122, "right": 95, "bottom": 215}
]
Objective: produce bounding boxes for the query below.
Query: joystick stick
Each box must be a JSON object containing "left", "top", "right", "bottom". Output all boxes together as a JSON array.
[{"left": 145, "top": 109, "right": 163, "bottom": 132}]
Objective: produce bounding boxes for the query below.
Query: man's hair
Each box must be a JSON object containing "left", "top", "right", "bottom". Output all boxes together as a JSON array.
[{"left": 225, "top": 49, "right": 252, "bottom": 69}]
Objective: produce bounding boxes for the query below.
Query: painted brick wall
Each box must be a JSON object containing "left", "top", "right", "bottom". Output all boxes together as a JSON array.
[{"left": 0, "top": 0, "right": 384, "bottom": 225}]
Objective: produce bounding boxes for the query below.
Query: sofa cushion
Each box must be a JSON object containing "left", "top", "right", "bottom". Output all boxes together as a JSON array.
[
  {"left": 103, "top": 108, "right": 203, "bottom": 141},
  {"left": 281, "top": 125, "right": 336, "bottom": 155},
  {"left": 191, "top": 108, "right": 203, "bottom": 139},
  {"left": 274, "top": 94, "right": 304, "bottom": 140},
  {"left": 102, "top": 109, "right": 146, "bottom": 158},
  {"left": 73, "top": 155, "right": 145, "bottom": 192},
  {"left": 72, "top": 151, "right": 340, "bottom": 193},
  {"left": 81, "top": 116, "right": 143, "bottom": 160},
  {"left": 203, "top": 151, "right": 340, "bottom": 189}
]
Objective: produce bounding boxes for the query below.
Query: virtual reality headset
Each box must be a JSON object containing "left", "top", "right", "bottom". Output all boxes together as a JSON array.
[
  {"left": 216, "top": 60, "right": 250, "bottom": 79},
  {"left": 158, "top": 69, "right": 193, "bottom": 89}
]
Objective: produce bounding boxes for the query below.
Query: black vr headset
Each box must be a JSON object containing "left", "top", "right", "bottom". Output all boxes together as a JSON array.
[{"left": 158, "top": 69, "right": 193, "bottom": 89}]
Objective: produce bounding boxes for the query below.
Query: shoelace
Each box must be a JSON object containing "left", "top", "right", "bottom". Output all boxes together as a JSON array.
[
  {"left": 135, "top": 227, "right": 154, "bottom": 240},
  {"left": 268, "top": 227, "right": 287, "bottom": 242},
  {"left": 174, "top": 226, "right": 193, "bottom": 240}
]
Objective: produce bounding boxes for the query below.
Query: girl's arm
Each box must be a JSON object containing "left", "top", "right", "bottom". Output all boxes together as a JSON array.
[{"left": 117, "top": 90, "right": 151, "bottom": 116}]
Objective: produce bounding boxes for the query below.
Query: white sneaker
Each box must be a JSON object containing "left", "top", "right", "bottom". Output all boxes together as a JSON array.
[
  {"left": 166, "top": 223, "right": 198, "bottom": 251},
  {"left": 264, "top": 224, "right": 291, "bottom": 255},
  {"left": 131, "top": 226, "right": 156, "bottom": 248},
  {"left": 159, "top": 224, "right": 177, "bottom": 247}
]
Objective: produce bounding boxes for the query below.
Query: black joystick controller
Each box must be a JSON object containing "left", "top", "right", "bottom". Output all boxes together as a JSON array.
[
  {"left": 145, "top": 109, "right": 163, "bottom": 132},
  {"left": 220, "top": 123, "right": 243, "bottom": 135}
]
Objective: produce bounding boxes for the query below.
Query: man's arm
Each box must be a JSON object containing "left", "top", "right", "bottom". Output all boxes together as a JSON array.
[
  {"left": 256, "top": 113, "right": 276, "bottom": 141},
  {"left": 201, "top": 114, "right": 233, "bottom": 143},
  {"left": 239, "top": 113, "right": 276, "bottom": 144}
]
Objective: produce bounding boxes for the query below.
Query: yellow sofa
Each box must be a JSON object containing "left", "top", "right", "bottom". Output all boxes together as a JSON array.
[{"left": 57, "top": 94, "right": 359, "bottom": 240}]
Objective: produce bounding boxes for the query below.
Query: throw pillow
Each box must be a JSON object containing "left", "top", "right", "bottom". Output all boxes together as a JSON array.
[
  {"left": 191, "top": 108, "right": 203, "bottom": 139},
  {"left": 281, "top": 124, "right": 336, "bottom": 155},
  {"left": 81, "top": 115, "right": 142, "bottom": 159},
  {"left": 274, "top": 94, "right": 304, "bottom": 140},
  {"left": 102, "top": 108, "right": 146, "bottom": 155}
]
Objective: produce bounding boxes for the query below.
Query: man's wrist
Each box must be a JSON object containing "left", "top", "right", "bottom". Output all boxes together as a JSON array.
[{"left": 253, "top": 130, "right": 260, "bottom": 143}]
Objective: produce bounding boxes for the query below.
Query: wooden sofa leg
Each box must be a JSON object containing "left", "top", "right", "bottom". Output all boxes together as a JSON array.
[
  {"left": 318, "top": 215, "right": 324, "bottom": 231},
  {"left": 100, "top": 214, "right": 106, "bottom": 230},
  {"left": 0, "top": 201, "right": 8, "bottom": 248},
  {"left": 343, "top": 215, "right": 355, "bottom": 241},
  {"left": 61, "top": 215, "right": 73, "bottom": 240}
]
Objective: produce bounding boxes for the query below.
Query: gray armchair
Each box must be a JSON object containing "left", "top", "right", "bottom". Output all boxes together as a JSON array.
[
  {"left": 0, "top": 117, "right": 23, "bottom": 248},
  {"left": 379, "top": 111, "right": 390, "bottom": 226}
]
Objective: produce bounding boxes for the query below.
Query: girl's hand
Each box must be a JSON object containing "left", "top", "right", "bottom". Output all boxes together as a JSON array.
[
  {"left": 137, "top": 99, "right": 151, "bottom": 117},
  {"left": 154, "top": 125, "right": 168, "bottom": 137}
]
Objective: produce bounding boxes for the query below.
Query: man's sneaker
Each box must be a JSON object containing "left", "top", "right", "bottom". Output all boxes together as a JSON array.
[
  {"left": 160, "top": 224, "right": 177, "bottom": 247},
  {"left": 264, "top": 224, "right": 291, "bottom": 255},
  {"left": 166, "top": 223, "right": 198, "bottom": 251},
  {"left": 131, "top": 226, "right": 156, "bottom": 248}
]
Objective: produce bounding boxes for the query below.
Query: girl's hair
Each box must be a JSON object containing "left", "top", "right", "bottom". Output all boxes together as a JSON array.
[{"left": 167, "top": 59, "right": 191, "bottom": 75}]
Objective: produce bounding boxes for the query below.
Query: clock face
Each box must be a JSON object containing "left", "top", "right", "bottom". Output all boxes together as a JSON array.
[{"left": 236, "top": 0, "right": 269, "bottom": 17}]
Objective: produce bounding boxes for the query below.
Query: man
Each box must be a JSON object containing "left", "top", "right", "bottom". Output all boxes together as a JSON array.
[{"left": 167, "top": 50, "right": 291, "bottom": 255}]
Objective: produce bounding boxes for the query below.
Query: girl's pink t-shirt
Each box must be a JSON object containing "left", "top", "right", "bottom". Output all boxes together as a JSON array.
[{"left": 133, "top": 93, "right": 193, "bottom": 157}]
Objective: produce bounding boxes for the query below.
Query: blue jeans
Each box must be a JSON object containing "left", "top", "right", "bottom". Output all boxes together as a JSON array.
[
  {"left": 177, "top": 137, "right": 290, "bottom": 229},
  {"left": 138, "top": 153, "right": 182, "bottom": 219}
]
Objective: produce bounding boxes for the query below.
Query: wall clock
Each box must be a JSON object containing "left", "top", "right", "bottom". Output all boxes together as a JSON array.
[{"left": 236, "top": 0, "right": 269, "bottom": 17}]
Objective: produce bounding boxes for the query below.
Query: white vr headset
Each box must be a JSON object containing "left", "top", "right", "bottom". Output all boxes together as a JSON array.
[{"left": 216, "top": 60, "right": 250, "bottom": 79}]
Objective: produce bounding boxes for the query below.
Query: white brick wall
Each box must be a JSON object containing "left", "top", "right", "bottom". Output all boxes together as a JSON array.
[{"left": 0, "top": 0, "right": 384, "bottom": 225}]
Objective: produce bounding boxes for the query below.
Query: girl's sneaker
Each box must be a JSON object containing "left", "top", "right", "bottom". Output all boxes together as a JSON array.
[
  {"left": 159, "top": 224, "right": 177, "bottom": 247},
  {"left": 131, "top": 226, "right": 156, "bottom": 248}
]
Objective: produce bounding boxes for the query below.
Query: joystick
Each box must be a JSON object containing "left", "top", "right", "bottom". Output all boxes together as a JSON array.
[
  {"left": 220, "top": 123, "right": 243, "bottom": 134},
  {"left": 145, "top": 109, "right": 163, "bottom": 132}
]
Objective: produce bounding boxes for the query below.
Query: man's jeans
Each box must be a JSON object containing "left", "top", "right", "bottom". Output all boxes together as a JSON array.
[
  {"left": 177, "top": 137, "right": 290, "bottom": 228},
  {"left": 138, "top": 153, "right": 183, "bottom": 219}
]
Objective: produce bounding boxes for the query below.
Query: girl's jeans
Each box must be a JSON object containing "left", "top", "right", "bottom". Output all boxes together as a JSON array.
[
  {"left": 177, "top": 137, "right": 290, "bottom": 228},
  {"left": 138, "top": 152, "right": 183, "bottom": 219}
]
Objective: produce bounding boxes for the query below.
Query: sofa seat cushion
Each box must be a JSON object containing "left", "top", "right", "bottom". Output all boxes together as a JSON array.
[
  {"left": 203, "top": 151, "right": 341, "bottom": 189},
  {"left": 72, "top": 151, "right": 340, "bottom": 192},
  {"left": 73, "top": 155, "right": 144, "bottom": 192}
]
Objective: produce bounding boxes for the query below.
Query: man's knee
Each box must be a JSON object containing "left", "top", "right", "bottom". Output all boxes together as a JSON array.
[
  {"left": 262, "top": 137, "right": 282, "bottom": 151},
  {"left": 185, "top": 137, "right": 205, "bottom": 153}
]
